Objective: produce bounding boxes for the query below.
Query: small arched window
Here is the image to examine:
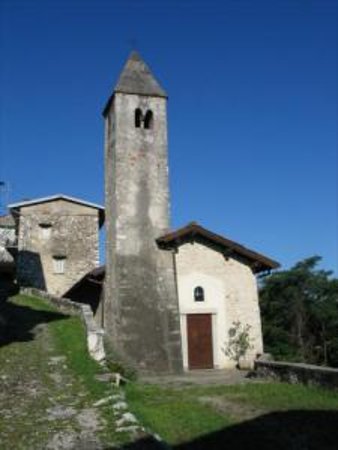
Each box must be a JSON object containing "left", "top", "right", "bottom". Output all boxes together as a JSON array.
[
  {"left": 194, "top": 286, "right": 205, "bottom": 302},
  {"left": 144, "top": 110, "right": 153, "bottom": 129},
  {"left": 135, "top": 108, "right": 142, "bottom": 128}
]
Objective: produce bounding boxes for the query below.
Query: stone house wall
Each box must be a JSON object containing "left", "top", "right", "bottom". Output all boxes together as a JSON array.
[
  {"left": 0, "top": 215, "right": 16, "bottom": 247},
  {"left": 175, "top": 241, "right": 263, "bottom": 370},
  {"left": 0, "top": 226, "right": 15, "bottom": 247},
  {"left": 0, "top": 217, "right": 16, "bottom": 276},
  {"left": 16, "top": 199, "right": 100, "bottom": 297}
]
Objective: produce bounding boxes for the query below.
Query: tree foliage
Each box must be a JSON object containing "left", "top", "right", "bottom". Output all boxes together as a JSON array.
[{"left": 260, "top": 256, "right": 338, "bottom": 367}]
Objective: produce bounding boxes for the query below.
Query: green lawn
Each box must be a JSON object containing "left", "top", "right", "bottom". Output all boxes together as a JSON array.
[{"left": 125, "top": 375, "right": 338, "bottom": 447}]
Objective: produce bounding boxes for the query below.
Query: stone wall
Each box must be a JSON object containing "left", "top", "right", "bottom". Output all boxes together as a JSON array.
[
  {"left": 255, "top": 360, "right": 338, "bottom": 389},
  {"left": 17, "top": 200, "right": 100, "bottom": 296},
  {"left": 104, "top": 92, "right": 183, "bottom": 373},
  {"left": 0, "top": 226, "right": 15, "bottom": 247},
  {"left": 176, "top": 241, "right": 263, "bottom": 370},
  {"left": 22, "top": 287, "right": 105, "bottom": 362},
  {"left": 0, "top": 219, "right": 16, "bottom": 275}
]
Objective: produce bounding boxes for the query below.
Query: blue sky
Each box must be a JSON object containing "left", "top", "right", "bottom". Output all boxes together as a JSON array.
[{"left": 1, "top": 0, "right": 337, "bottom": 273}]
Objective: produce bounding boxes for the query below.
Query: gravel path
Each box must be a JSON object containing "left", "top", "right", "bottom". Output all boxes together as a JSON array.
[
  {"left": 0, "top": 315, "right": 105, "bottom": 449},
  {"left": 0, "top": 295, "right": 152, "bottom": 449}
]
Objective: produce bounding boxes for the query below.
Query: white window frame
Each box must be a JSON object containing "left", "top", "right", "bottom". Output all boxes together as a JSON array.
[
  {"left": 53, "top": 257, "right": 66, "bottom": 274},
  {"left": 39, "top": 223, "right": 52, "bottom": 240}
]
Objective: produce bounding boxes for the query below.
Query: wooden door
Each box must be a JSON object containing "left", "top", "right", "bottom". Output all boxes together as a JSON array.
[{"left": 187, "top": 314, "right": 213, "bottom": 369}]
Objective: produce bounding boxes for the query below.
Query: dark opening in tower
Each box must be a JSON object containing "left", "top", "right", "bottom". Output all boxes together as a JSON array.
[{"left": 144, "top": 110, "right": 153, "bottom": 129}]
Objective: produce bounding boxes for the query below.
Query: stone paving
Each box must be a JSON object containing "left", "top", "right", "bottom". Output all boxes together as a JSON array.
[{"left": 141, "top": 368, "right": 254, "bottom": 387}]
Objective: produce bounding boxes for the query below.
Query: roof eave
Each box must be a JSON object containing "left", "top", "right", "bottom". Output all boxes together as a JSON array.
[
  {"left": 8, "top": 194, "right": 105, "bottom": 212},
  {"left": 157, "top": 223, "right": 280, "bottom": 274}
]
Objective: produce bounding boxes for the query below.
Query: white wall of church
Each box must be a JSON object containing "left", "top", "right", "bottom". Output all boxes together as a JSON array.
[{"left": 175, "top": 241, "right": 263, "bottom": 370}]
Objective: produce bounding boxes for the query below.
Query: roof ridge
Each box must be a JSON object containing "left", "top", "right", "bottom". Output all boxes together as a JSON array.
[
  {"left": 8, "top": 194, "right": 104, "bottom": 211},
  {"left": 157, "top": 222, "right": 280, "bottom": 273}
]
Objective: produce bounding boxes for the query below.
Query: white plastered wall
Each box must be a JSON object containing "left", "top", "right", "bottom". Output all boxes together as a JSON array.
[{"left": 175, "top": 241, "right": 263, "bottom": 370}]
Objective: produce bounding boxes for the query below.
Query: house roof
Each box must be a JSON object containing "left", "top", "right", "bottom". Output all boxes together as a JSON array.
[
  {"left": 103, "top": 51, "right": 167, "bottom": 116},
  {"left": 87, "top": 265, "right": 105, "bottom": 280},
  {"left": 157, "top": 222, "right": 280, "bottom": 274},
  {"left": 8, "top": 194, "right": 105, "bottom": 227},
  {"left": 65, "top": 265, "right": 105, "bottom": 292},
  {"left": 63, "top": 265, "right": 105, "bottom": 314}
]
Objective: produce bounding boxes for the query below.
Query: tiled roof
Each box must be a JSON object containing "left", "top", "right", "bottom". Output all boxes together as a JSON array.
[{"left": 157, "top": 222, "right": 280, "bottom": 274}]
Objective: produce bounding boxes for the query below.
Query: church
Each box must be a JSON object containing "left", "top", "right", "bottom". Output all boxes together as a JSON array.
[
  {"left": 0, "top": 51, "right": 279, "bottom": 373},
  {"left": 102, "top": 52, "right": 279, "bottom": 373}
]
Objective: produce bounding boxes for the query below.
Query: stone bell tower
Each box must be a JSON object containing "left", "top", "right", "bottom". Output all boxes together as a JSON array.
[{"left": 103, "top": 52, "right": 183, "bottom": 373}]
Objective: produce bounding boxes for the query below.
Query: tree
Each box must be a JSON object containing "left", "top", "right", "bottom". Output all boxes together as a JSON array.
[{"left": 260, "top": 256, "right": 338, "bottom": 367}]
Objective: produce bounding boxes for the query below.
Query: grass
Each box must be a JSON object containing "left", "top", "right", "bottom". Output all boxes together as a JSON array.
[
  {"left": 189, "top": 382, "right": 338, "bottom": 411},
  {"left": 125, "top": 383, "right": 229, "bottom": 443},
  {"left": 0, "top": 294, "right": 128, "bottom": 448},
  {"left": 47, "top": 305, "right": 108, "bottom": 399},
  {"left": 13, "top": 294, "right": 109, "bottom": 399},
  {"left": 125, "top": 379, "right": 338, "bottom": 445},
  {"left": 2, "top": 294, "right": 338, "bottom": 449}
]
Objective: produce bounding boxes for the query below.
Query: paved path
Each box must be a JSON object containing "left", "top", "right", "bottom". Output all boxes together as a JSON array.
[{"left": 141, "top": 368, "right": 255, "bottom": 386}]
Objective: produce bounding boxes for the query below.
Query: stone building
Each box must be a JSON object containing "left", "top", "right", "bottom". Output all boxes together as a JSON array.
[
  {"left": 0, "top": 214, "right": 16, "bottom": 277},
  {"left": 103, "top": 52, "right": 183, "bottom": 373},
  {"left": 8, "top": 195, "right": 104, "bottom": 297},
  {"left": 0, "top": 214, "right": 16, "bottom": 247},
  {"left": 103, "top": 52, "right": 280, "bottom": 373}
]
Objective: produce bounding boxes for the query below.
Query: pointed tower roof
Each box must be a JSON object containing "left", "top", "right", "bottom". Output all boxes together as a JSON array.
[
  {"left": 115, "top": 51, "right": 167, "bottom": 97},
  {"left": 103, "top": 52, "right": 167, "bottom": 115}
]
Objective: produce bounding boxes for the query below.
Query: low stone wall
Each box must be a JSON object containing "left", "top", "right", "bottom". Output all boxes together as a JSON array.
[
  {"left": 255, "top": 359, "right": 338, "bottom": 390},
  {"left": 21, "top": 287, "right": 105, "bottom": 363}
]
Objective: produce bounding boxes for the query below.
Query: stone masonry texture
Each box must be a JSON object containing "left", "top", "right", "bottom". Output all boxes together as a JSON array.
[
  {"left": 104, "top": 85, "right": 183, "bottom": 373},
  {"left": 16, "top": 199, "right": 100, "bottom": 297}
]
